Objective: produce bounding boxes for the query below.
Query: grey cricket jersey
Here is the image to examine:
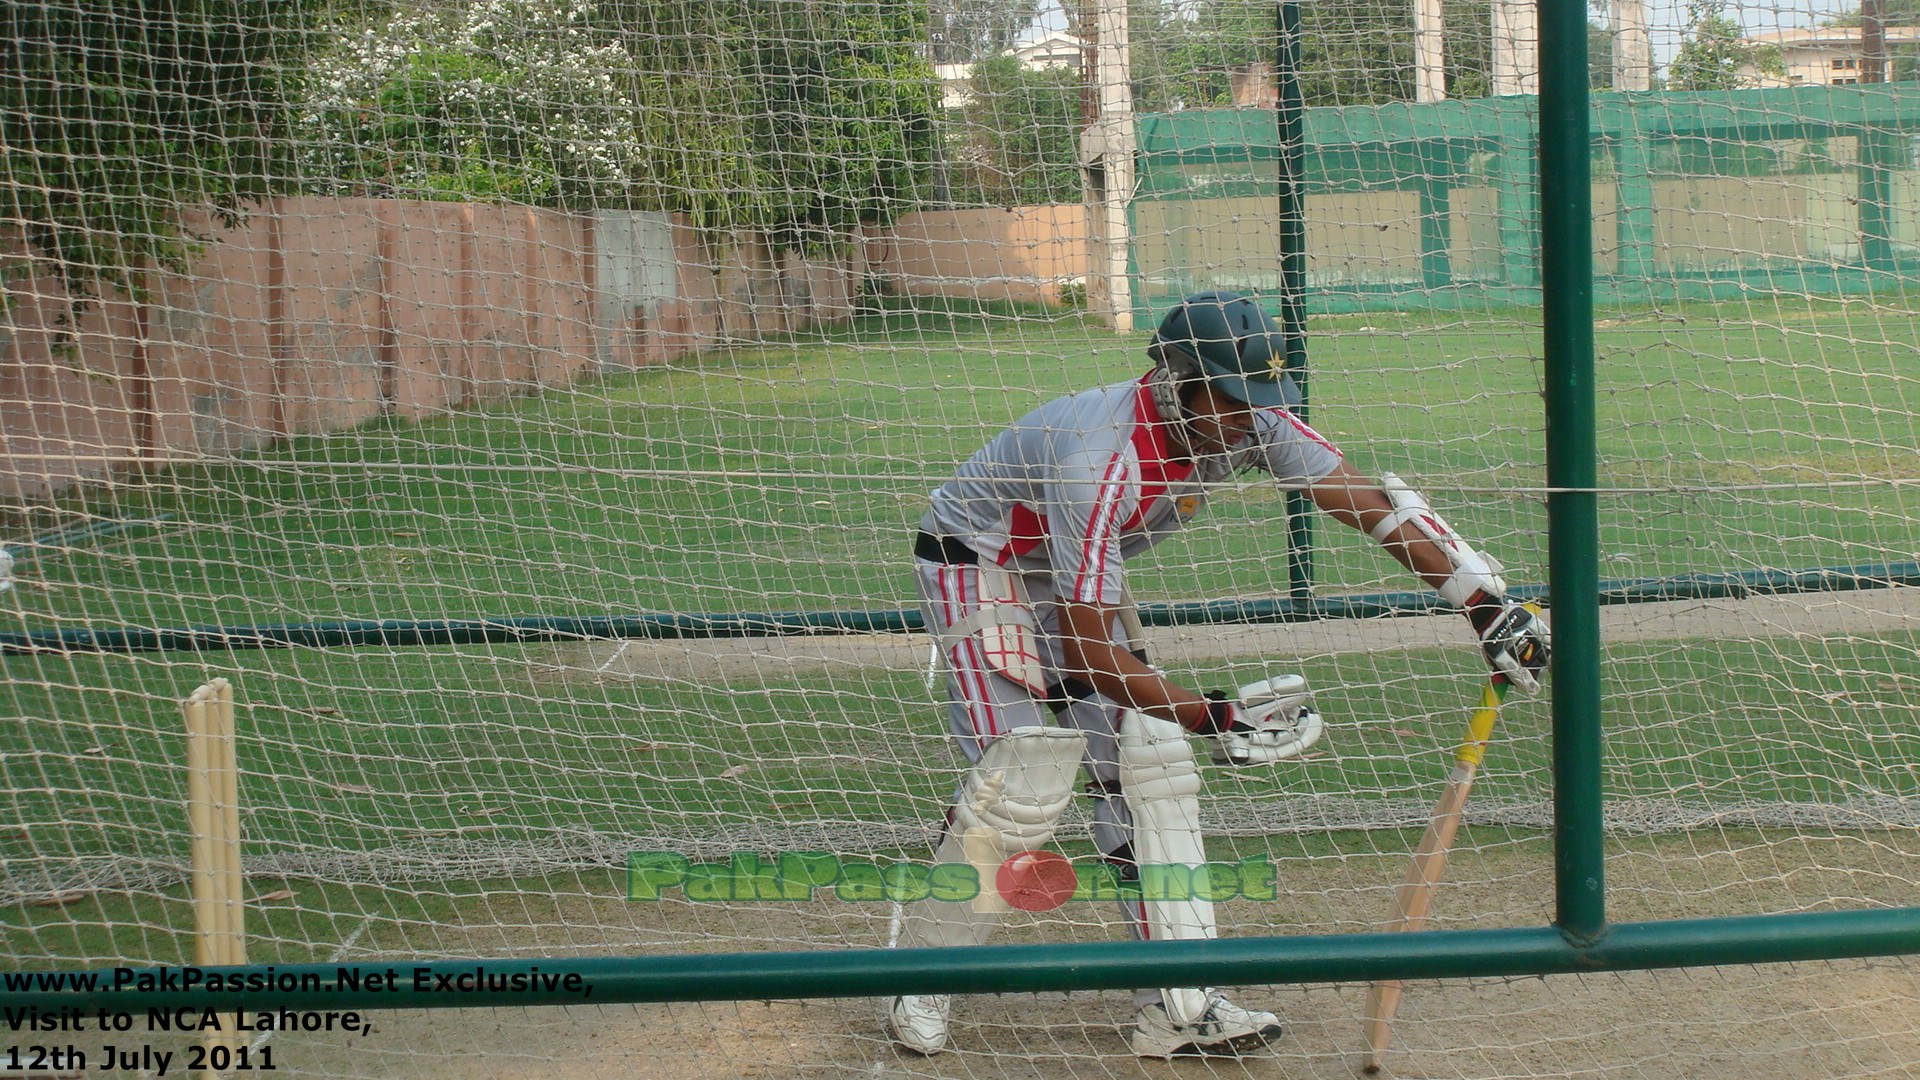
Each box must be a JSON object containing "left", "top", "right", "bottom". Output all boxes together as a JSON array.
[{"left": 919, "top": 377, "right": 1344, "bottom": 605}]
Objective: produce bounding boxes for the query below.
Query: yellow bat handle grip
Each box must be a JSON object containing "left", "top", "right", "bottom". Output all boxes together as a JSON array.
[
  {"left": 1454, "top": 679, "right": 1509, "bottom": 768},
  {"left": 1454, "top": 600, "right": 1541, "bottom": 766}
]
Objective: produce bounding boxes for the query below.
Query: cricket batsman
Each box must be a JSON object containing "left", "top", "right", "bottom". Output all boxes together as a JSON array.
[{"left": 887, "top": 290, "right": 1551, "bottom": 1058}]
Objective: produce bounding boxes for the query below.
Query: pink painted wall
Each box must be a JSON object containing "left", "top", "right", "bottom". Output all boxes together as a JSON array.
[
  {"left": 146, "top": 211, "right": 279, "bottom": 458},
  {"left": 275, "top": 198, "right": 387, "bottom": 435},
  {"left": 1, "top": 200, "right": 868, "bottom": 500},
  {"left": 0, "top": 259, "right": 145, "bottom": 496},
  {"left": 872, "top": 205, "right": 1091, "bottom": 307}
]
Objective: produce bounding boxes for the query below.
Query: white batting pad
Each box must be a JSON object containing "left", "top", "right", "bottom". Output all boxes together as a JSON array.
[
  {"left": 895, "top": 726, "right": 1086, "bottom": 948},
  {"left": 1118, "top": 709, "right": 1214, "bottom": 1025}
]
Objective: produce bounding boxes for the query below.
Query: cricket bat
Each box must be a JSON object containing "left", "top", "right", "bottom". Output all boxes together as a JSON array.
[{"left": 1360, "top": 675, "right": 1511, "bottom": 1074}]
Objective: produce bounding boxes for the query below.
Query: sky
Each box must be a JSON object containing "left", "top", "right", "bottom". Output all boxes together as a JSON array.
[{"left": 1021, "top": 0, "right": 1864, "bottom": 74}]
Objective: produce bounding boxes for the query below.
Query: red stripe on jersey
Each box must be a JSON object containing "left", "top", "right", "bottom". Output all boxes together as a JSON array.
[
  {"left": 1000, "top": 503, "right": 1049, "bottom": 563},
  {"left": 1131, "top": 381, "right": 1195, "bottom": 489},
  {"left": 1265, "top": 406, "right": 1342, "bottom": 458},
  {"left": 1073, "top": 452, "right": 1130, "bottom": 604},
  {"left": 1123, "top": 380, "right": 1194, "bottom": 529}
]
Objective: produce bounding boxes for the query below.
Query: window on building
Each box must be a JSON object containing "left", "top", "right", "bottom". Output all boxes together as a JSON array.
[
  {"left": 1833, "top": 57, "right": 1858, "bottom": 69},
  {"left": 1833, "top": 76, "right": 1859, "bottom": 84}
]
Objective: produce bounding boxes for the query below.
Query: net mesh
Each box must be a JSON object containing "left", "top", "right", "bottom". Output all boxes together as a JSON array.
[{"left": 2, "top": 0, "right": 1917, "bottom": 1076}]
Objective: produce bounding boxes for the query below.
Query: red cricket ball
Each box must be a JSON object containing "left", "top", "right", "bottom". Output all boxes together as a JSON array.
[{"left": 995, "top": 850, "right": 1078, "bottom": 912}]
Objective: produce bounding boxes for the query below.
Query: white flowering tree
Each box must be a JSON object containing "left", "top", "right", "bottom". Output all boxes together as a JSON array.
[
  {"left": 298, "top": 0, "right": 937, "bottom": 241},
  {"left": 298, "top": 0, "right": 670, "bottom": 208}
]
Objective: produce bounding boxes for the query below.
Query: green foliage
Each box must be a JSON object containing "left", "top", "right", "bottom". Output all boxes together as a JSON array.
[
  {"left": 1590, "top": 19, "right": 1614, "bottom": 90},
  {"left": 1669, "top": 1, "right": 1784, "bottom": 91},
  {"left": 301, "top": 1, "right": 654, "bottom": 208},
  {"left": 0, "top": 0, "right": 321, "bottom": 300},
  {"left": 744, "top": 0, "right": 941, "bottom": 247},
  {"left": 1445, "top": 0, "right": 1494, "bottom": 99},
  {"left": 300, "top": 0, "right": 936, "bottom": 241},
  {"left": 1130, "top": 0, "right": 1270, "bottom": 111},
  {"left": 930, "top": 0, "right": 1041, "bottom": 64},
  {"left": 1129, "top": 0, "right": 1458, "bottom": 108},
  {"left": 1126, "top": 0, "right": 1703, "bottom": 105},
  {"left": 949, "top": 55, "right": 1082, "bottom": 206},
  {"left": 598, "top": 1, "right": 778, "bottom": 232},
  {"left": 1299, "top": 0, "right": 1416, "bottom": 105}
]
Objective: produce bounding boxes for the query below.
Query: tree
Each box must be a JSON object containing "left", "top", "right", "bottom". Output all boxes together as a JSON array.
[
  {"left": 302, "top": 0, "right": 937, "bottom": 245},
  {"left": 1446, "top": 0, "right": 1494, "bottom": 99},
  {"left": 1130, "top": 0, "right": 1416, "bottom": 110},
  {"left": 949, "top": 55, "right": 1082, "bottom": 206},
  {"left": 1129, "top": 0, "right": 1265, "bottom": 111},
  {"left": 1300, "top": 0, "right": 1416, "bottom": 105},
  {"left": 301, "top": 0, "right": 661, "bottom": 208},
  {"left": 0, "top": 0, "right": 322, "bottom": 301},
  {"left": 1668, "top": 0, "right": 1782, "bottom": 90},
  {"left": 742, "top": 0, "right": 940, "bottom": 246},
  {"left": 1590, "top": 19, "right": 1614, "bottom": 89},
  {"left": 930, "top": 0, "right": 1042, "bottom": 64}
]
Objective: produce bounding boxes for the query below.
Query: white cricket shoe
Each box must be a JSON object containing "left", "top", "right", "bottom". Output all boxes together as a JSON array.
[
  {"left": 886, "top": 994, "right": 952, "bottom": 1055},
  {"left": 1131, "top": 990, "right": 1284, "bottom": 1058}
]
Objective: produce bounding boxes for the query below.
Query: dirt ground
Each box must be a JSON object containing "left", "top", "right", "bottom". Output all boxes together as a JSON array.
[
  {"left": 551, "top": 584, "right": 1920, "bottom": 684},
  {"left": 242, "top": 957, "right": 1919, "bottom": 1080}
]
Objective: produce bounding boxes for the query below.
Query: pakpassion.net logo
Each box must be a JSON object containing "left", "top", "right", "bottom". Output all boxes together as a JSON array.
[{"left": 629, "top": 851, "right": 1279, "bottom": 912}]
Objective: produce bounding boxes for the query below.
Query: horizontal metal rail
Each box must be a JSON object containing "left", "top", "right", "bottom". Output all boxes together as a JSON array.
[
  {"left": 3, "top": 561, "right": 1915, "bottom": 656},
  {"left": 6, "top": 908, "right": 1917, "bottom": 1011}
]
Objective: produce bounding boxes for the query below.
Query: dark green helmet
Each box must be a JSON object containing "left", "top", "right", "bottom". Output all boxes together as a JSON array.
[{"left": 1148, "top": 291, "right": 1291, "bottom": 409}]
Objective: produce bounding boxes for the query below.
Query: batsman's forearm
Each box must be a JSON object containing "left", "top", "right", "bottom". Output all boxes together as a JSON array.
[
  {"left": 1378, "top": 520, "right": 1469, "bottom": 594},
  {"left": 1054, "top": 599, "right": 1228, "bottom": 729},
  {"left": 1056, "top": 624, "right": 1209, "bottom": 729},
  {"left": 1309, "top": 470, "right": 1457, "bottom": 593}
]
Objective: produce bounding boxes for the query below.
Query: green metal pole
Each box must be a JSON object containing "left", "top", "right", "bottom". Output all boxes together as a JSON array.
[
  {"left": 1277, "top": 0, "right": 1313, "bottom": 598},
  {"left": 1858, "top": 118, "right": 1897, "bottom": 276},
  {"left": 1538, "top": 0, "right": 1605, "bottom": 941},
  {"left": 11, "top": 909, "right": 1920, "bottom": 1012}
]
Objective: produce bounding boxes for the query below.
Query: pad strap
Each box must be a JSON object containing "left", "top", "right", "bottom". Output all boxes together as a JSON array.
[{"left": 930, "top": 562, "right": 1050, "bottom": 695}]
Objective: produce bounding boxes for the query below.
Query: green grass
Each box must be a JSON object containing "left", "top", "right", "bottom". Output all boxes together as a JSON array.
[
  {"left": 4, "top": 629, "right": 1914, "bottom": 896},
  {"left": 4, "top": 297, "right": 1919, "bottom": 968},
  {"left": 7, "top": 298, "right": 1918, "bottom": 625}
]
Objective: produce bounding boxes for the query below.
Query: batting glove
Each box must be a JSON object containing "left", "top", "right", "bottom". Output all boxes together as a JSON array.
[
  {"left": 1467, "top": 592, "right": 1551, "bottom": 694},
  {"left": 1199, "top": 676, "right": 1325, "bottom": 765}
]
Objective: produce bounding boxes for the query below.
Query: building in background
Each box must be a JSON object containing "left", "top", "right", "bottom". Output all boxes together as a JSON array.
[{"left": 1742, "top": 26, "right": 1920, "bottom": 86}]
